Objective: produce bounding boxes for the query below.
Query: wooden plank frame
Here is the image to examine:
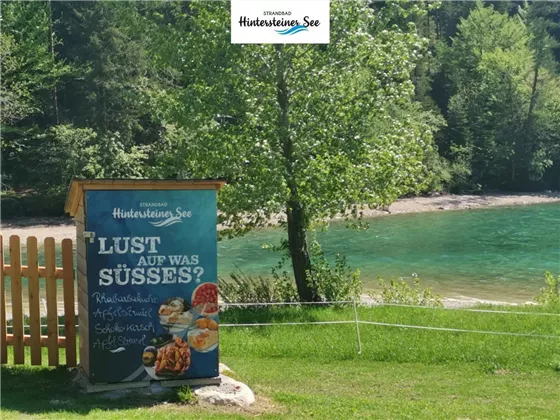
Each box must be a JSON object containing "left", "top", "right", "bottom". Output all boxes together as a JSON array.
[
  {"left": 62, "top": 239, "right": 77, "bottom": 367},
  {"left": 44, "top": 237, "right": 59, "bottom": 366},
  {"left": 65, "top": 178, "right": 226, "bottom": 217},
  {"left": 0, "top": 236, "right": 6, "bottom": 364},
  {"left": 27, "top": 236, "right": 42, "bottom": 365},
  {"left": 9, "top": 235, "right": 24, "bottom": 364},
  {"left": 1, "top": 236, "right": 77, "bottom": 367}
]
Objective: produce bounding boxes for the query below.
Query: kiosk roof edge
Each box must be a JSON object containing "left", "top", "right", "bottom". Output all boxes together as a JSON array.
[{"left": 64, "top": 178, "right": 227, "bottom": 217}]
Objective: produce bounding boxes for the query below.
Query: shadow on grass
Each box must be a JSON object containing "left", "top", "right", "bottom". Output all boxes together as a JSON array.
[
  {"left": 219, "top": 306, "right": 351, "bottom": 338},
  {"left": 1, "top": 365, "right": 173, "bottom": 416}
]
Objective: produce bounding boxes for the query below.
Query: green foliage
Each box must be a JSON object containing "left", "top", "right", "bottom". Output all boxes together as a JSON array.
[
  {"left": 440, "top": 1, "right": 560, "bottom": 191},
  {"left": 153, "top": 1, "right": 439, "bottom": 229},
  {"left": 148, "top": 1, "right": 441, "bottom": 300},
  {"left": 219, "top": 270, "right": 297, "bottom": 304},
  {"left": 219, "top": 238, "right": 362, "bottom": 304},
  {"left": 175, "top": 386, "right": 198, "bottom": 405},
  {"left": 0, "top": 31, "right": 37, "bottom": 125},
  {"left": 0, "top": 190, "right": 66, "bottom": 218},
  {"left": 308, "top": 240, "right": 362, "bottom": 303},
  {"left": 1, "top": 1, "right": 165, "bottom": 197},
  {"left": 3, "top": 0, "right": 560, "bottom": 216},
  {"left": 374, "top": 276, "right": 443, "bottom": 307},
  {"left": 534, "top": 272, "right": 560, "bottom": 306}
]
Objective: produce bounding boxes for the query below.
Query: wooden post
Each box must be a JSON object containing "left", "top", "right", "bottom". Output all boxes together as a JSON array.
[
  {"left": 0, "top": 236, "right": 7, "bottom": 364},
  {"left": 44, "top": 237, "right": 59, "bottom": 366},
  {"left": 9, "top": 235, "right": 24, "bottom": 364},
  {"left": 27, "top": 237, "right": 42, "bottom": 365},
  {"left": 62, "top": 239, "right": 76, "bottom": 367}
]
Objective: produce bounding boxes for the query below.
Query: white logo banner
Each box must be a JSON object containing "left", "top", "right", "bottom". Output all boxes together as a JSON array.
[{"left": 231, "top": 0, "right": 330, "bottom": 44}]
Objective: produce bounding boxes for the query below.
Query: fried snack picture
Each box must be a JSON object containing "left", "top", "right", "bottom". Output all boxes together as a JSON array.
[
  {"left": 195, "top": 318, "right": 218, "bottom": 331},
  {"left": 154, "top": 337, "right": 191, "bottom": 377}
]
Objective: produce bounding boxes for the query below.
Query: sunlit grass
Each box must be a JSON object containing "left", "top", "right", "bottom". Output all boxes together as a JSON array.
[{"left": 2, "top": 304, "right": 560, "bottom": 419}]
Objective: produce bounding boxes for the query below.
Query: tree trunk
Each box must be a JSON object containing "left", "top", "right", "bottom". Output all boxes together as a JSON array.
[
  {"left": 286, "top": 201, "right": 316, "bottom": 302},
  {"left": 48, "top": 0, "right": 60, "bottom": 125},
  {"left": 527, "top": 64, "right": 539, "bottom": 126},
  {"left": 516, "top": 62, "right": 541, "bottom": 187},
  {"left": 275, "top": 45, "right": 317, "bottom": 302}
]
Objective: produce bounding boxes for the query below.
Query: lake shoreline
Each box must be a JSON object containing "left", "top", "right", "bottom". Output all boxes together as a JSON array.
[
  {"left": 333, "top": 191, "right": 560, "bottom": 220},
  {"left": 2, "top": 192, "right": 559, "bottom": 243},
  {"left": 2, "top": 192, "right": 558, "bottom": 307}
]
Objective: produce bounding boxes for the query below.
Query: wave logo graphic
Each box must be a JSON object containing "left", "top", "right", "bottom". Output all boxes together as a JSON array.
[
  {"left": 149, "top": 216, "right": 183, "bottom": 228},
  {"left": 276, "top": 25, "right": 308, "bottom": 36}
]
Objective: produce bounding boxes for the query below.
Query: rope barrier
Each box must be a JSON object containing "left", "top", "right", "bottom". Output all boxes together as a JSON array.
[
  {"left": 220, "top": 320, "right": 355, "bottom": 327},
  {"left": 6, "top": 300, "right": 558, "bottom": 345},
  {"left": 219, "top": 300, "right": 560, "bottom": 341},
  {"left": 358, "top": 320, "right": 560, "bottom": 339},
  {"left": 371, "top": 302, "right": 560, "bottom": 317},
  {"left": 221, "top": 301, "right": 353, "bottom": 307}
]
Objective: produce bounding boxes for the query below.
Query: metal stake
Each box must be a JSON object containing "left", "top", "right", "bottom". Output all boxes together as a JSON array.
[{"left": 353, "top": 299, "right": 362, "bottom": 355}]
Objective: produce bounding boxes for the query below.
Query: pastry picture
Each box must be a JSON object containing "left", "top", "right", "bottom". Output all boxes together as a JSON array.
[
  {"left": 187, "top": 328, "right": 218, "bottom": 353},
  {"left": 158, "top": 297, "right": 194, "bottom": 332},
  {"left": 195, "top": 318, "right": 218, "bottom": 331}
]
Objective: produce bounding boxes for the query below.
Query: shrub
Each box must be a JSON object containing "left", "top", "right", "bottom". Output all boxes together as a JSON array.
[
  {"left": 308, "top": 240, "right": 362, "bottom": 302},
  {"left": 219, "top": 270, "right": 298, "bottom": 303},
  {"left": 373, "top": 275, "right": 443, "bottom": 307},
  {"left": 534, "top": 272, "right": 560, "bottom": 306},
  {"left": 219, "top": 238, "right": 362, "bottom": 304}
]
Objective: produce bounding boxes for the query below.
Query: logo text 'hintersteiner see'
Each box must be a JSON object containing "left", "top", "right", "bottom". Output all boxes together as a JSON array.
[{"left": 231, "top": 0, "right": 330, "bottom": 44}]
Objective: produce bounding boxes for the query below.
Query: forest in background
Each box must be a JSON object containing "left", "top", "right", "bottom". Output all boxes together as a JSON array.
[{"left": 2, "top": 0, "right": 560, "bottom": 218}]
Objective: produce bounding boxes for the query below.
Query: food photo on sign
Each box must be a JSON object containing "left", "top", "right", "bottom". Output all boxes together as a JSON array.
[
  {"left": 84, "top": 189, "right": 221, "bottom": 384},
  {"left": 140, "top": 287, "right": 220, "bottom": 380}
]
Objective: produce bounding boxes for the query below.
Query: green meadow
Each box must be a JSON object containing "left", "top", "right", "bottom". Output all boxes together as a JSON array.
[{"left": 2, "top": 304, "right": 559, "bottom": 419}]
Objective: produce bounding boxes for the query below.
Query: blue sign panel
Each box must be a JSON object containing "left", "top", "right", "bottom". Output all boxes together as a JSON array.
[{"left": 85, "top": 189, "right": 219, "bottom": 383}]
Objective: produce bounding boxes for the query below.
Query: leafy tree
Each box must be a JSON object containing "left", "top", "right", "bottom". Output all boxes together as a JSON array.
[
  {"left": 0, "top": 32, "right": 36, "bottom": 126},
  {"left": 1, "top": 1, "right": 164, "bottom": 198},
  {"left": 152, "top": 1, "right": 439, "bottom": 301},
  {"left": 0, "top": 1, "right": 71, "bottom": 189},
  {"left": 443, "top": 1, "right": 560, "bottom": 189}
]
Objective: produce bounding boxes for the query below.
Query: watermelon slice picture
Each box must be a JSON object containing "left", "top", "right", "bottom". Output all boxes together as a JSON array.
[{"left": 191, "top": 283, "right": 219, "bottom": 316}]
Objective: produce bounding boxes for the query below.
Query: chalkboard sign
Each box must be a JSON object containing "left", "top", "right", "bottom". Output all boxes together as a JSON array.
[{"left": 83, "top": 188, "right": 220, "bottom": 384}]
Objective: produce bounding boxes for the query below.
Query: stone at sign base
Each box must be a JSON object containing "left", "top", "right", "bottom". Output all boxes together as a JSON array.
[{"left": 194, "top": 374, "right": 255, "bottom": 408}]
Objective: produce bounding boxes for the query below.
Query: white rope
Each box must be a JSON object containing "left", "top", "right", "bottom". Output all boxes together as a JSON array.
[
  {"left": 359, "top": 320, "right": 560, "bottom": 339},
  {"left": 221, "top": 301, "right": 352, "bottom": 307},
  {"left": 220, "top": 320, "right": 355, "bottom": 327},
  {"left": 221, "top": 301, "right": 560, "bottom": 317},
  {"left": 373, "top": 302, "right": 560, "bottom": 317}
]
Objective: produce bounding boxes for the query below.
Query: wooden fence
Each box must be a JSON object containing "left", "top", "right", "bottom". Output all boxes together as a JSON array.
[{"left": 1, "top": 235, "right": 76, "bottom": 367}]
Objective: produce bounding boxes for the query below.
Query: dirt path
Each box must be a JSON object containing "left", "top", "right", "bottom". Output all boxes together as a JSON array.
[{"left": 2, "top": 192, "right": 559, "bottom": 243}]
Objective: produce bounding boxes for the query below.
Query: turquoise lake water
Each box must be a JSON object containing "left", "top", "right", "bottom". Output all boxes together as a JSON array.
[
  {"left": 4, "top": 203, "right": 560, "bottom": 303},
  {"left": 218, "top": 203, "right": 560, "bottom": 302}
]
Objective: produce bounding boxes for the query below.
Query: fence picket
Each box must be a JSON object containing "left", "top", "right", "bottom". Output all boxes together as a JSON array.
[
  {"left": 0, "top": 236, "right": 7, "bottom": 364},
  {"left": 27, "top": 237, "right": 42, "bottom": 365},
  {"left": 62, "top": 239, "right": 76, "bottom": 367},
  {"left": 9, "top": 235, "right": 24, "bottom": 364},
  {"left": 44, "top": 238, "right": 59, "bottom": 366}
]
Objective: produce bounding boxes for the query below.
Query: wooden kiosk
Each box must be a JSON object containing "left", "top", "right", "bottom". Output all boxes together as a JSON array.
[{"left": 65, "top": 179, "right": 225, "bottom": 391}]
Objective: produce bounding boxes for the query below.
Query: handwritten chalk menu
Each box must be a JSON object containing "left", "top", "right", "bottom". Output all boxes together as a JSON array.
[{"left": 85, "top": 190, "right": 219, "bottom": 383}]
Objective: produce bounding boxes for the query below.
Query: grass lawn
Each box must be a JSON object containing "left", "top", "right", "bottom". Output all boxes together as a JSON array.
[{"left": 1, "top": 304, "right": 560, "bottom": 419}]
